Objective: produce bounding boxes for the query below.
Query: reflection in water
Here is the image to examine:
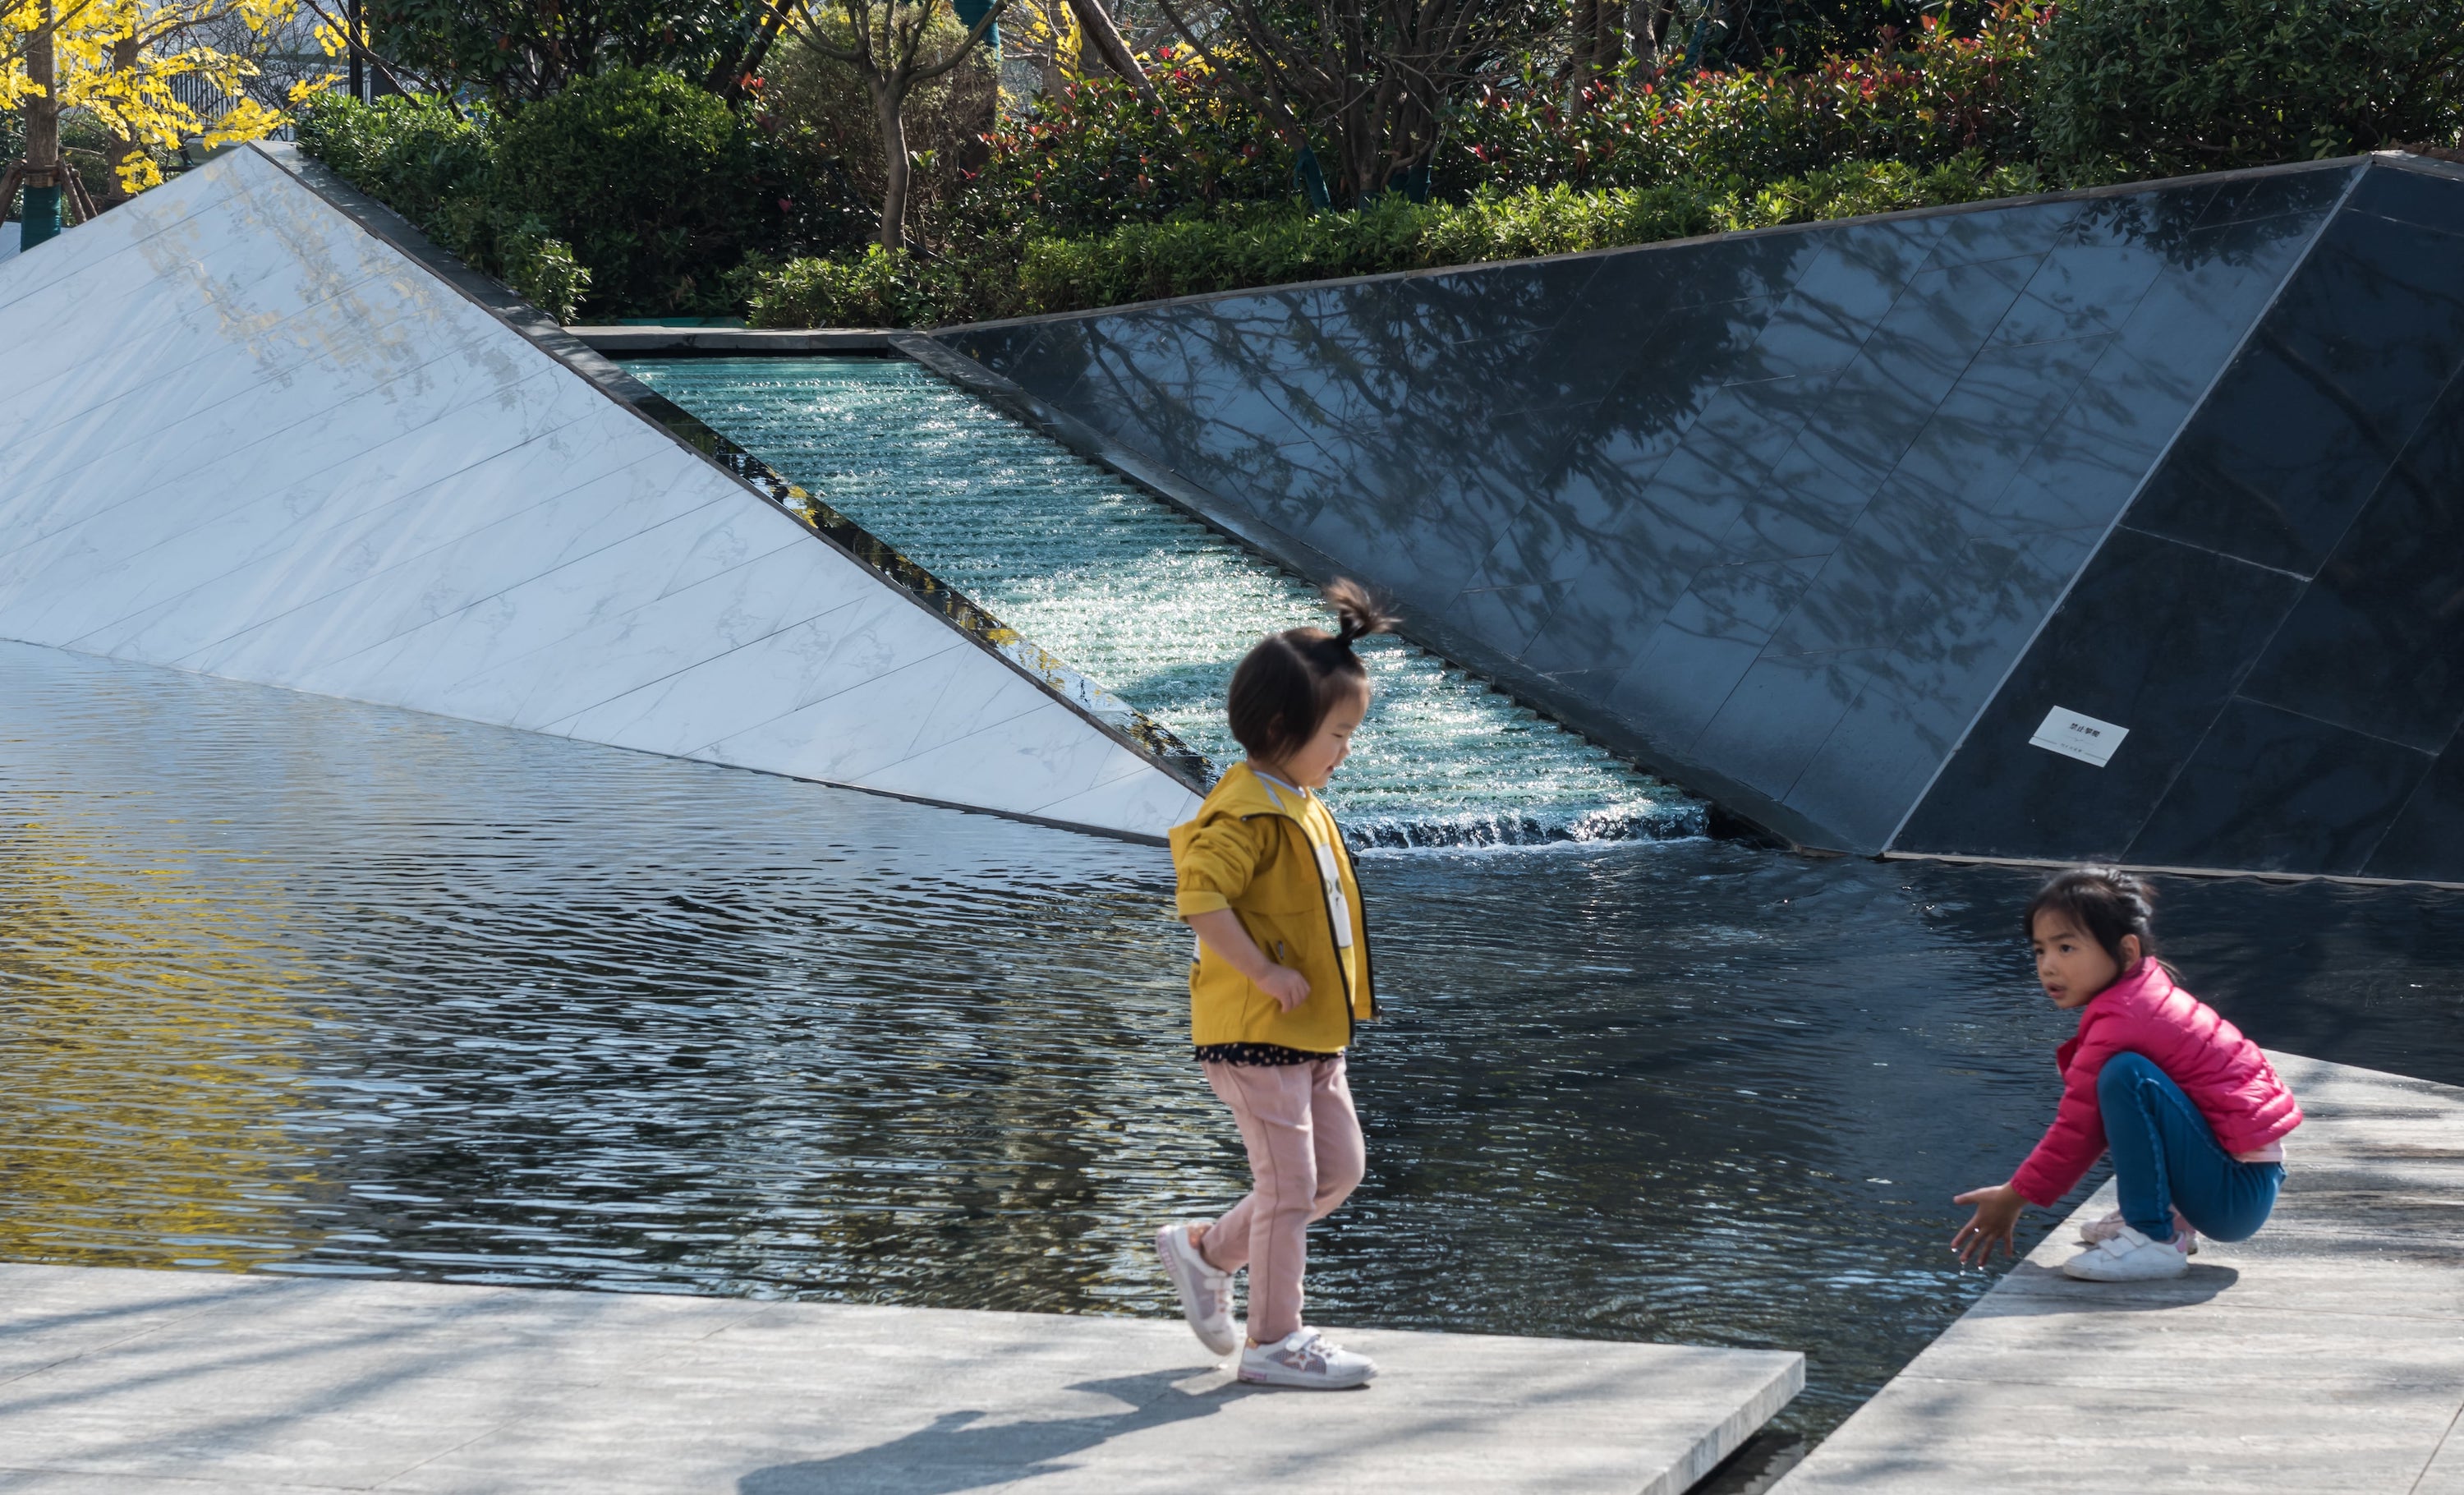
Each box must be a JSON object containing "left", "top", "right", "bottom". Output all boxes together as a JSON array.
[
  {"left": 4, "top": 640, "right": 2462, "bottom": 1442},
  {"left": 0, "top": 798, "right": 325, "bottom": 1272}
]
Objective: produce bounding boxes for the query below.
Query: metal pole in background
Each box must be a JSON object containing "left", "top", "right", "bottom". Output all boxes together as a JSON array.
[
  {"left": 347, "top": 0, "right": 364, "bottom": 101},
  {"left": 20, "top": 0, "right": 62, "bottom": 249}
]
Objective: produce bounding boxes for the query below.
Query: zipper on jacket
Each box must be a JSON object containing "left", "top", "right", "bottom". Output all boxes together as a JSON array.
[{"left": 1237, "top": 808, "right": 1372, "bottom": 1027}]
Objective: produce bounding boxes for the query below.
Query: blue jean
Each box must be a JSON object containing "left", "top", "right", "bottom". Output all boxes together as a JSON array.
[{"left": 2099, "top": 1051, "right": 2284, "bottom": 1242}]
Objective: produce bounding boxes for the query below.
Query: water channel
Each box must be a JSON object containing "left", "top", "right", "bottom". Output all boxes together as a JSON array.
[{"left": 623, "top": 356, "right": 1700, "bottom": 848}]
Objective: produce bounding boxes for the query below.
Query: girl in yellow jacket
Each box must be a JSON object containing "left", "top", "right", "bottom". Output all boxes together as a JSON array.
[{"left": 1153, "top": 579, "right": 1392, "bottom": 1391}]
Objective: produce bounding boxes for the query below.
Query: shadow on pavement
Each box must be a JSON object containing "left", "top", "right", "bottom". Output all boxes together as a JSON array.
[{"left": 738, "top": 1368, "right": 1258, "bottom": 1494}]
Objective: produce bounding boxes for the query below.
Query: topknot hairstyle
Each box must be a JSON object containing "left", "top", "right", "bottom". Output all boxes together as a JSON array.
[
  {"left": 1226, "top": 579, "right": 1400, "bottom": 762},
  {"left": 2024, "top": 866, "right": 2158, "bottom": 971}
]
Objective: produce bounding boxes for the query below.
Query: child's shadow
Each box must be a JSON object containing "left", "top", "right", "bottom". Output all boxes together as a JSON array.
[
  {"left": 738, "top": 1368, "right": 1257, "bottom": 1495},
  {"left": 1994, "top": 1260, "right": 2243, "bottom": 1313}
]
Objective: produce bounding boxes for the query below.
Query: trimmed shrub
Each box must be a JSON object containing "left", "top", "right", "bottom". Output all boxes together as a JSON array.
[
  {"left": 1442, "top": 5, "right": 2044, "bottom": 196},
  {"left": 747, "top": 153, "right": 2045, "bottom": 328},
  {"left": 2034, "top": 0, "right": 2464, "bottom": 180},
  {"left": 297, "top": 71, "right": 865, "bottom": 321},
  {"left": 967, "top": 47, "right": 1298, "bottom": 237}
]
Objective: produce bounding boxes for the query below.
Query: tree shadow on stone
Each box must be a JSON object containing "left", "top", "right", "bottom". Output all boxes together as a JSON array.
[{"left": 737, "top": 1368, "right": 1257, "bottom": 1495}]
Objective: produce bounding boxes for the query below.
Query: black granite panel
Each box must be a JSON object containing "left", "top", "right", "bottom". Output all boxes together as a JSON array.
[
  {"left": 2239, "top": 373, "right": 2464, "bottom": 751},
  {"left": 1607, "top": 554, "right": 1824, "bottom": 753},
  {"left": 1858, "top": 255, "right": 2042, "bottom": 410},
  {"left": 1724, "top": 217, "right": 1943, "bottom": 382},
  {"left": 2364, "top": 733, "right": 2464, "bottom": 882},
  {"left": 1784, "top": 526, "right": 2103, "bottom": 849},
  {"left": 1688, "top": 645, "right": 1883, "bottom": 801},
  {"left": 2127, "top": 209, "right": 2464, "bottom": 577},
  {"left": 1476, "top": 290, "right": 1818, "bottom": 610},
  {"left": 1885, "top": 333, "right": 2116, "bottom": 530},
  {"left": 1889, "top": 527, "right": 2305, "bottom": 861},
  {"left": 2125, "top": 699, "right": 2431, "bottom": 875},
  {"left": 1497, "top": 260, "right": 1680, "bottom": 415},
  {"left": 1921, "top": 197, "right": 2081, "bottom": 269},
  {"left": 942, "top": 322, "right": 1045, "bottom": 380},
  {"left": 1989, "top": 241, "right": 2167, "bottom": 347},
  {"left": 941, "top": 167, "right": 2351, "bottom": 854},
  {"left": 1977, "top": 209, "right": 2336, "bottom": 541},
  {"left": 2351, "top": 162, "right": 2464, "bottom": 239},
  {"left": 2196, "top": 163, "right": 2355, "bottom": 228}
]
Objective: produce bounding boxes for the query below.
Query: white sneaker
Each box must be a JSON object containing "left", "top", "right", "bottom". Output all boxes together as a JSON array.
[
  {"left": 1153, "top": 1223, "right": 1239, "bottom": 1356},
  {"left": 1237, "top": 1327, "right": 1377, "bottom": 1389},
  {"left": 2079, "top": 1208, "right": 2198, "bottom": 1254},
  {"left": 2061, "top": 1224, "right": 2192, "bottom": 1281}
]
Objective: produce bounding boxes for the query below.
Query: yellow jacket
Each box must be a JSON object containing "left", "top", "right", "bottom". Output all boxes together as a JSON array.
[{"left": 1170, "top": 761, "right": 1376, "bottom": 1051}]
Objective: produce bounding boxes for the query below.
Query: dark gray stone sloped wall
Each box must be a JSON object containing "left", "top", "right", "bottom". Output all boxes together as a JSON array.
[
  {"left": 939, "top": 162, "right": 2347, "bottom": 852},
  {"left": 1896, "top": 158, "right": 2464, "bottom": 881}
]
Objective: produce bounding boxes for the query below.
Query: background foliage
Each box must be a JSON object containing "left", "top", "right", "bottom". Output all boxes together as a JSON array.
[
  {"left": 359, "top": 0, "right": 758, "bottom": 102},
  {"left": 748, "top": 152, "right": 2041, "bottom": 325},
  {"left": 298, "top": 70, "right": 865, "bottom": 320},
  {"left": 756, "top": 12, "right": 997, "bottom": 249},
  {"left": 2031, "top": 0, "right": 2464, "bottom": 180},
  {"left": 285, "top": 0, "right": 2464, "bottom": 328},
  {"left": 963, "top": 45, "right": 1292, "bottom": 236}
]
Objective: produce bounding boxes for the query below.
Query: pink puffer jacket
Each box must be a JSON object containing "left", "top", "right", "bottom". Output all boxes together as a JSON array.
[{"left": 2010, "top": 959, "right": 2302, "bottom": 1207}]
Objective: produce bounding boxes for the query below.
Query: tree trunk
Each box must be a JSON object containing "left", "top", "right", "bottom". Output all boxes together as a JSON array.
[
  {"left": 102, "top": 34, "right": 144, "bottom": 208},
  {"left": 21, "top": 1, "right": 62, "bottom": 247},
  {"left": 871, "top": 75, "right": 910, "bottom": 252},
  {"left": 1063, "top": 0, "right": 1156, "bottom": 99},
  {"left": 710, "top": 0, "right": 791, "bottom": 99}
]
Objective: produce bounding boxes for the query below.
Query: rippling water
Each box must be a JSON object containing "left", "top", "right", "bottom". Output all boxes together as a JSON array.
[
  {"left": 6, "top": 641, "right": 2463, "bottom": 1444},
  {"left": 622, "top": 356, "right": 1699, "bottom": 847}
]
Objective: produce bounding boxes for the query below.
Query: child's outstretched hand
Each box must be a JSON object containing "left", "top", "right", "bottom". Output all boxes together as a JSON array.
[{"left": 1951, "top": 1183, "right": 2025, "bottom": 1267}]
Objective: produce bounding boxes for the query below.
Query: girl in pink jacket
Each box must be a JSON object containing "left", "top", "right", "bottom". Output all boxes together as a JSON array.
[{"left": 1952, "top": 868, "right": 2301, "bottom": 1281}]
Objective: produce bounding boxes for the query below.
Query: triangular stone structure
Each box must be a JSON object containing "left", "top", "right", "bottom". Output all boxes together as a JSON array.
[
  {"left": 0, "top": 144, "right": 1201, "bottom": 840},
  {"left": 936, "top": 154, "right": 2464, "bottom": 883}
]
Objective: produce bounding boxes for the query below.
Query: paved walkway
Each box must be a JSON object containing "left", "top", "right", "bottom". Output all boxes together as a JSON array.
[
  {"left": 0, "top": 1266, "right": 1799, "bottom": 1493},
  {"left": 1776, "top": 1052, "right": 2464, "bottom": 1492}
]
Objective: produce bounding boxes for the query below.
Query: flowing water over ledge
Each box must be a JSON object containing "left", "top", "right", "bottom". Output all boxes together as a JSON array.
[
  {"left": 10, "top": 643, "right": 2463, "bottom": 1442},
  {"left": 623, "top": 356, "right": 1702, "bottom": 848}
]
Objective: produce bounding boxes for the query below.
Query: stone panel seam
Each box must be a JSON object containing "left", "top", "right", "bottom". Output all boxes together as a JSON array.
[{"left": 1878, "top": 159, "right": 2369, "bottom": 856}]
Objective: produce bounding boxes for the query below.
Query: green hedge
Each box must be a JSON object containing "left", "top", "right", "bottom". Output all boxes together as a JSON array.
[
  {"left": 297, "top": 71, "right": 864, "bottom": 321},
  {"left": 2033, "top": 0, "right": 2464, "bottom": 179},
  {"left": 747, "top": 154, "right": 2044, "bottom": 329}
]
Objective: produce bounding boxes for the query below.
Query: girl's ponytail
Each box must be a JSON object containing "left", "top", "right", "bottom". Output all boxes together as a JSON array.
[{"left": 1324, "top": 577, "right": 1400, "bottom": 650}]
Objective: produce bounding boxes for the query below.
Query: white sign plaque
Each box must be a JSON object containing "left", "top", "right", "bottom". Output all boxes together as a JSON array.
[{"left": 2030, "top": 706, "right": 2129, "bottom": 767}]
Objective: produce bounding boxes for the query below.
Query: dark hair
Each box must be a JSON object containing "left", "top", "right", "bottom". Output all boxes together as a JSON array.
[
  {"left": 1226, "top": 579, "right": 1399, "bottom": 761},
  {"left": 2025, "top": 867, "right": 2158, "bottom": 971}
]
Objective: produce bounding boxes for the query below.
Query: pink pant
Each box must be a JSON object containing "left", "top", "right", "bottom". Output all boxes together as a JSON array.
[{"left": 1196, "top": 1055, "right": 1365, "bottom": 1344}]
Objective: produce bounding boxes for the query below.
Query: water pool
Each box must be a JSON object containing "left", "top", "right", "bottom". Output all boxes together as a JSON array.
[{"left": 9, "top": 641, "right": 2462, "bottom": 1445}]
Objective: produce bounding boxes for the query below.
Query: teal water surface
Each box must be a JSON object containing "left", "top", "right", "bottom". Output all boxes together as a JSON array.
[{"left": 624, "top": 356, "right": 1702, "bottom": 847}]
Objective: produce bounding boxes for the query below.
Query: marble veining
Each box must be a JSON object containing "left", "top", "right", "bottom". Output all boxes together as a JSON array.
[{"left": 0, "top": 144, "right": 1200, "bottom": 840}]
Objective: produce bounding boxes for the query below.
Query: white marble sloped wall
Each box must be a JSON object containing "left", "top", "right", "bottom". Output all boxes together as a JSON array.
[{"left": 0, "top": 145, "right": 1202, "bottom": 838}]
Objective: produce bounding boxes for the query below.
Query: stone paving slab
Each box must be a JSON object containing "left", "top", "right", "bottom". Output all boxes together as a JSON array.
[
  {"left": 0, "top": 1265, "right": 1800, "bottom": 1494},
  {"left": 1772, "top": 1053, "right": 2464, "bottom": 1492}
]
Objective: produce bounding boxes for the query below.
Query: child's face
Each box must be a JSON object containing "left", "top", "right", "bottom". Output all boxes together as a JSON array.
[
  {"left": 1280, "top": 682, "right": 1368, "bottom": 789},
  {"left": 2030, "top": 911, "right": 2138, "bottom": 1009}
]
